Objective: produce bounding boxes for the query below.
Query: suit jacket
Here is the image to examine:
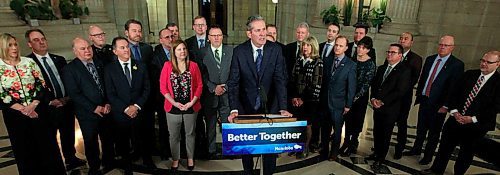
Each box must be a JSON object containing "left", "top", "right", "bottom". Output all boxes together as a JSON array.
[
  {"left": 327, "top": 55, "right": 357, "bottom": 111},
  {"left": 27, "top": 53, "right": 67, "bottom": 100},
  {"left": 319, "top": 41, "right": 335, "bottom": 59},
  {"left": 104, "top": 59, "right": 150, "bottom": 122},
  {"left": 448, "top": 70, "right": 500, "bottom": 131},
  {"left": 92, "top": 44, "right": 115, "bottom": 66},
  {"left": 319, "top": 49, "right": 336, "bottom": 109},
  {"left": 130, "top": 42, "right": 154, "bottom": 66},
  {"left": 151, "top": 44, "right": 170, "bottom": 104},
  {"left": 284, "top": 41, "right": 300, "bottom": 77},
  {"left": 346, "top": 42, "right": 377, "bottom": 64},
  {"left": 62, "top": 59, "right": 107, "bottom": 121},
  {"left": 415, "top": 54, "right": 464, "bottom": 106},
  {"left": 371, "top": 62, "right": 412, "bottom": 116},
  {"left": 404, "top": 50, "right": 423, "bottom": 87},
  {"left": 200, "top": 45, "right": 233, "bottom": 108},
  {"left": 185, "top": 35, "right": 209, "bottom": 65},
  {"left": 227, "top": 40, "right": 287, "bottom": 114}
]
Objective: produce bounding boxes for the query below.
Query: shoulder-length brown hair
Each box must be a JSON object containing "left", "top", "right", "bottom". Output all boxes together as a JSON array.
[
  {"left": 0, "top": 33, "right": 20, "bottom": 61},
  {"left": 170, "top": 40, "right": 190, "bottom": 75}
]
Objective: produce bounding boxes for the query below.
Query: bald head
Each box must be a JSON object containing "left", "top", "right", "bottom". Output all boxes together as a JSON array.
[
  {"left": 72, "top": 37, "right": 93, "bottom": 62},
  {"left": 480, "top": 51, "right": 500, "bottom": 74},
  {"left": 88, "top": 25, "right": 107, "bottom": 48},
  {"left": 437, "top": 35, "right": 455, "bottom": 57}
]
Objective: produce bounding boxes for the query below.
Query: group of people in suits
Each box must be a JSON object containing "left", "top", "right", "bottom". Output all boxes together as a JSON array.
[{"left": 0, "top": 12, "right": 498, "bottom": 175}]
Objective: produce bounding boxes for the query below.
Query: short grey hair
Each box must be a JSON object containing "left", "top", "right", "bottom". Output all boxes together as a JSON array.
[
  {"left": 296, "top": 22, "right": 310, "bottom": 31},
  {"left": 246, "top": 15, "right": 265, "bottom": 31}
]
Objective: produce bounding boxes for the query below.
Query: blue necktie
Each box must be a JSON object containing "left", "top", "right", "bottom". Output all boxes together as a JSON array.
[
  {"left": 255, "top": 49, "right": 263, "bottom": 110},
  {"left": 322, "top": 43, "right": 330, "bottom": 59},
  {"left": 132, "top": 45, "right": 141, "bottom": 61},
  {"left": 166, "top": 50, "right": 171, "bottom": 60},
  {"left": 199, "top": 39, "right": 205, "bottom": 48},
  {"left": 42, "top": 57, "right": 63, "bottom": 98}
]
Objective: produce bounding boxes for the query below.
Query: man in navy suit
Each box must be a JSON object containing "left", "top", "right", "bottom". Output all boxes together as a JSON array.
[
  {"left": 345, "top": 23, "right": 376, "bottom": 63},
  {"left": 104, "top": 37, "right": 150, "bottom": 174},
  {"left": 403, "top": 36, "right": 464, "bottom": 165},
  {"left": 124, "top": 19, "right": 156, "bottom": 167},
  {"left": 24, "top": 29, "right": 87, "bottom": 171},
  {"left": 185, "top": 16, "right": 209, "bottom": 64},
  {"left": 62, "top": 37, "right": 115, "bottom": 175},
  {"left": 369, "top": 44, "right": 411, "bottom": 171},
  {"left": 321, "top": 35, "right": 357, "bottom": 161},
  {"left": 421, "top": 51, "right": 500, "bottom": 175},
  {"left": 227, "top": 15, "right": 292, "bottom": 175},
  {"left": 200, "top": 25, "right": 233, "bottom": 159}
]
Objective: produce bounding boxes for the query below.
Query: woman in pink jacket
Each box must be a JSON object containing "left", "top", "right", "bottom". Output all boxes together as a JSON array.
[{"left": 159, "top": 40, "right": 202, "bottom": 171}]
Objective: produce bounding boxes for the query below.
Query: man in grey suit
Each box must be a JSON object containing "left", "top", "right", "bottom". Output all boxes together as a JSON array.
[
  {"left": 200, "top": 25, "right": 233, "bottom": 159},
  {"left": 322, "top": 35, "right": 357, "bottom": 161}
]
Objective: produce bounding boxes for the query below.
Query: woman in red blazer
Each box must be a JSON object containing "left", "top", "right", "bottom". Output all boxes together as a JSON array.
[{"left": 159, "top": 40, "right": 202, "bottom": 171}]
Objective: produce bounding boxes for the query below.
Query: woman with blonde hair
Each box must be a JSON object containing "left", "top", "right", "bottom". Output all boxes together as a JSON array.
[
  {"left": 159, "top": 40, "right": 203, "bottom": 171},
  {"left": 289, "top": 36, "right": 324, "bottom": 158},
  {"left": 0, "top": 33, "right": 65, "bottom": 174}
]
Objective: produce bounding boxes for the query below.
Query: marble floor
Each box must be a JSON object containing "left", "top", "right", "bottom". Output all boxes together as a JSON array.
[{"left": 0, "top": 103, "right": 499, "bottom": 175}]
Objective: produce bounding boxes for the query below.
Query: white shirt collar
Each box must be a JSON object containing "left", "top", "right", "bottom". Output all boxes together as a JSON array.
[
  {"left": 403, "top": 50, "right": 411, "bottom": 58},
  {"left": 118, "top": 58, "right": 131, "bottom": 65}
]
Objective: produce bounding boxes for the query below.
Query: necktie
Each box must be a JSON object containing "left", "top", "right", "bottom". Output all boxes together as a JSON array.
[
  {"left": 296, "top": 44, "right": 300, "bottom": 58},
  {"left": 215, "top": 49, "right": 221, "bottom": 69},
  {"left": 255, "top": 49, "right": 263, "bottom": 110},
  {"left": 462, "top": 75, "right": 484, "bottom": 114},
  {"left": 42, "top": 57, "right": 63, "bottom": 98},
  {"left": 86, "top": 62, "right": 103, "bottom": 95},
  {"left": 166, "top": 50, "right": 171, "bottom": 60},
  {"left": 132, "top": 45, "right": 141, "bottom": 61},
  {"left": 331, "top": 58, "right": 341, "bottom": 74},
  {"left": 351, "top": 45, "right": 357, "bottom": 58},
  {"left": 322, "top": 43, "right": 331, "bottom": 58},
  {"left": 199, "top": 39, "right": 205, "bottom": 48},
  {"left": 123, "top": 63, "right": 131, "bottom": 86},
  {"left": 424, "top": 58, "right": 442, "bottom": 96},
  {"left": 382, "top": 65, "right": 393, "bottom": 82}
]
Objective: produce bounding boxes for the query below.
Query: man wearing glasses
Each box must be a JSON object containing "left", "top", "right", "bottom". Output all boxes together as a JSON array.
[
  {"left": 368, "top": 44, "right": 411, "bottom": 172},
  {"left": 186, "top": 16, "right": 209, "bottom": 64},
  {"left": 421, "top": 51, "right": 499, "bottom": 175},
  {"left": 404, "top": 36, "right": 465, "bottom": 166},
  {"left": 89, "top": 25, "right": 114, "bottom": 65}
]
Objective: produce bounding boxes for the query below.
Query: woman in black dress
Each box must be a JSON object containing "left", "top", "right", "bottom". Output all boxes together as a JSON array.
[
  {"left": 340, "top": 36, "right": 377, "bottom": 156},
  {"left": 290, "top": 36, "right": 323, "bottom": 158}
]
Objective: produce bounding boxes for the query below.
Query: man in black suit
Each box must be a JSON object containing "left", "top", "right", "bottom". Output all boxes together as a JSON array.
[
  {"left": 345, "top": 23, "right": 376, "bottom": 63},
  {"left": 25, "top": 29, "right": 87, "bottom": 171},
  {"left": 319, "top": 23, "right": 340, "bottom": 61},
  {"left": 200, "top": 25, "right": 233, "bottom": 159},
  {"left": 393, "top": 32, "right": 423, "bottom": 159},
  {"left": 104, "top": 37, "right": 151, "bottom": 174},
  {"left": 421, "top": 51, "right": 500, "bottom": 175},
  {"left": 227, "top": 15, "right": 292, "bottom": 175},
  {"left": 62, "top": 37, "right": 115, "bottom": 175},
  {"left": 266, "top": 24, "right": 285, "bottom": 49},
  {"left": 166, "top": 22, "right": 181, "bottom": 41},
  {"left": 88, "top": 25, "right": 114, "bottom": 65},
  {"left": 151, "top": 28, "right": 174, "bottom": 159},
  {"left": 368, "top": 44, "right": 411, "bottom": 171},
  {"left": 185, "top": 16, "right": 209, "bottom": 64},
  {"left": 284, "top": 22, "right": 310, "bottom": 78},
  {"left": 403, "top": 35, "right": 465, "bottom": 165},
  {"left": 124, "top": 19, "right": 156, "bottom": 167}
]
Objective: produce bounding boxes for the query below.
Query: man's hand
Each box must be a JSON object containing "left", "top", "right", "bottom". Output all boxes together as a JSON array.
[
  {"left": 460, "top": 115, "right": 473, "bottom": 124},
  {"left": 215, "top": 85, "right": 226, "bottom": 96},
  {"left": 94, "top": 106, "right": 104, "bottom": 117},
  {"left": 370, "top": 99, "right": 383, "bottom": 109},
  {"left": 49, "top": 99, "right": 64, "bottom": 107},
  {"left": 280, "top": 110, "right": 293, "bottom": 117},
  {"left": 343, "top": 107, "right": 350, "bottom": 115},
  {"left": 292, "top": 98, "right": 303, "bottom": 107},
  {"left": 103, "top": 104, "right": 111, "bottom": 114},
  {"left": 228, "top": 112, "right": 238, "bottom": 123},
  {"left": 437, "top": 106, "right": 448, "bottom": 114},
  {"left": 125, "top": 105, "right": 138, "bottom": 118}
]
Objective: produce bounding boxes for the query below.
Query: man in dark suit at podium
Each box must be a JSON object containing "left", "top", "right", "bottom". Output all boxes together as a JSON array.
[{"left": 227, "top": 15, "right": 292, "bottom": 175}]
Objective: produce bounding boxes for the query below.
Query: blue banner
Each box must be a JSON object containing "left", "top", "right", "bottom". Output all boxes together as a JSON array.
[{"left": 222, "top": 121, "right": 307, "bottom": 155}]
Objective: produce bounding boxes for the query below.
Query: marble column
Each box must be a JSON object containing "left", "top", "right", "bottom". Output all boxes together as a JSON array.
[
  {"left": 167, "top": 0, "right": 178, "bottom": 23},
  {"left": 379, "top": 0, "right": 421, "bottom": 35},
  {"left": 249, "top": 0, "right": 259, "bottom": 15}
]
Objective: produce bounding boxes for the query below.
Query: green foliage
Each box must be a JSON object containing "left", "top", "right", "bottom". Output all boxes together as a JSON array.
[
  {"left": 361, "top": 8, "right": 391, "bottom": 28},
  {"left": 320, "top": 5, "right": 340, "bottom": 25},
  {"left": 10, "top": 0, "right": 27, "bottom": 21},
  {"left": 343, "top": 0, "right": 354, "bottom": 26},
  {"left": 60, "top": 0, "right": 89, "bottom": 19},
  {"left": 10, "top": 0, "right": 56, "bottom": 21}
]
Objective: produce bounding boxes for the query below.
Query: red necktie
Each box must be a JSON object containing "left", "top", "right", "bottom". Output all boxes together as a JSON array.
[
  {"left": 462, "top": 75, "right": 484, "bottom": 114},
  {"left": 424, "top": 59, "right": 442, "bottom": 96}
]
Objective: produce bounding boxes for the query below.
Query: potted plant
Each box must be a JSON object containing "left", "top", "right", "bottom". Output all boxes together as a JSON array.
[
  {"left": 10, "top": 0, "right": 57, "bottom": 26},
  {"left": 59, "top": 0, "right": 89, "bottom": 24},
  {"left": 343, "top": 0, "right": 354, "bottom": 26},
  {"left": 320, "top": 5, "right": 340, "bottom": 25}
]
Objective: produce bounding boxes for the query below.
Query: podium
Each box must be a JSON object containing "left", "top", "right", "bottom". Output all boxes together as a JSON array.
[{"left": 222, "top": 115, "right": 306, "bottom": 155}]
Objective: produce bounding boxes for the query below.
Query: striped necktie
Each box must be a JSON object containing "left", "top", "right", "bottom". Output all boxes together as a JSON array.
[{"left": 462, "top": 75, "right": 484, "bottom": 114}]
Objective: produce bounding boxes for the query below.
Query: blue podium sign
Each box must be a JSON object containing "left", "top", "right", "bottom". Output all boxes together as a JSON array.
[{"left": 222, "top": 121, "right": 307, "bottom": 155}]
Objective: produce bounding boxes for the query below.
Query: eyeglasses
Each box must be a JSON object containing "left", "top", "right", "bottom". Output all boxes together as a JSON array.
[
  {"left": 161, "top": 35, "right": 173, "bottom": 39},
  {"left": 386, "top": 51, "right": 400, "bottom": 55},
  {"left": 194, "top": 24, "right": 206, "bottom": 28},
  {"left": 209, "top": 34, "right": 223, "bottom": 37},
  {"left": 438, "top": 44, "right": 454, "bottom": 47},
  {"left": 90, "top": 33, "right": 106, "bottom": 37},
  {"left": 480, "top": 59, "right": 499, "bottom": 64}
]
